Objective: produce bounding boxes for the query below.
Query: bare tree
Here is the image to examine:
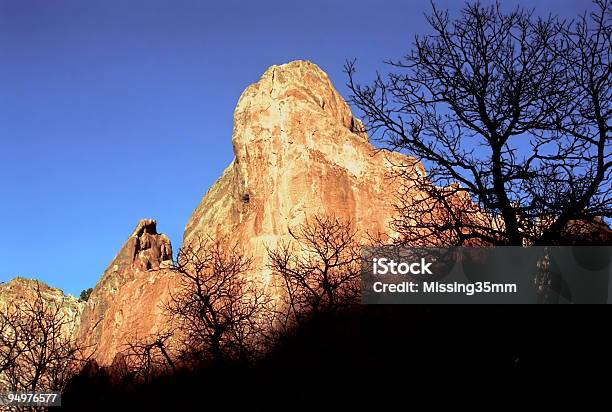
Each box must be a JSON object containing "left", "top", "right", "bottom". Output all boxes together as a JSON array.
[
  {"left": 0, "top": 307, "right": 21, "bottom": 377},
  {"left": 346, "top": 1, "right": 611, "bottom": 246},
  {"left": 538, "top": 0, "right": 612, "bottom": 244},
  {"left": 122, "top": 332, "right": 176, "bottom": 383},
  {"left": 268, "top": 216, "right": 361, "bottom": 324},
  {"left": 164, "top": 238, "right": 271, "bottom": 365},
  {"left": 0, "top": 282, "right": 87, "bottom": 397}
]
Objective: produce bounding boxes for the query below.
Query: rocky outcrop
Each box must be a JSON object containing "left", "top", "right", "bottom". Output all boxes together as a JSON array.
[
  {"left": 0, "top": 278, "right": 83, "bottom": 390},
  {"left": 184, "top": 60, "right": 424, "bottom": 287},
  {"left": 77, "top": 219, "right": 174, "bottom": 365},
  {"left": 4, "top": 61, "right": 427, "bottom": 365},
  {"left": 0, "top": 277, "right": 83, "bottom": 338},
  {"left": 561, "top": 218, "right": 612, "bottom": 245},
  {"left": 4, "top": 61, "right": 610, "bottom": 366},
  {"left": 77, "top": 60, "right": 423, "bottom": 364}
]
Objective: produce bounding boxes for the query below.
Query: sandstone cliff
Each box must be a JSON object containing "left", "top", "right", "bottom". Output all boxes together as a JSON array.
[
  {"left": 76, "top": 60, "right": 424, "bottom": 364},
  {"left": 184, "top": 60, "right": 424, "bottom": 285},
  {"left": 2, "top": 61, "right": 609, "bottom": 367},
  {"left": 0, "top": 278, "right": 84, "bottom": 390},
  {"left": 77, "top": 219, "right": 174, "bottom": 365},
  {"left": 0, "top": 277, "right": 83, "bottom": 337},
  {"left": 2, "top": 61, "right": 426, "bottom": 365}
]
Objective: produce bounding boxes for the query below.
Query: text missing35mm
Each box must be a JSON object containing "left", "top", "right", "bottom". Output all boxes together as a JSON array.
[{"left": 372, "top": 281, "right": 517, "bottom": 296}]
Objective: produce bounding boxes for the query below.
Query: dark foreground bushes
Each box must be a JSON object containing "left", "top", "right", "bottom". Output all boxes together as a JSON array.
[{"left": 60, "top": 304, "right": 611, "bottom": 411}]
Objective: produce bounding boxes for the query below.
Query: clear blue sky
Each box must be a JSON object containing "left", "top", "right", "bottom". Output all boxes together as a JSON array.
[{"left": 0, "top": 0, "right": 593, "bottom": 296}]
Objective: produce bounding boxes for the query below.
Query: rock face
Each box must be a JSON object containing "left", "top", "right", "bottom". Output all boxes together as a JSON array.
[
  {"left": 184, "top": 60, "right": 424, "bottom": 285},
  {"left": 77, "top": 219, "right": 174, "bottom": 365},
  {"left": 4, "top": 61, "right": 426, "bottom": 365},
  {"left": 561, "top": 218, "right": 612, "bottom": 245},
  {"left": 0, "top": 277, "right": 83, "bottom": 337},
  {"left": 4, "top": 61, "right": 611, "bottom": 366},
  {"left": 0, "top": 278, "right": 84, "bottom": 390}
]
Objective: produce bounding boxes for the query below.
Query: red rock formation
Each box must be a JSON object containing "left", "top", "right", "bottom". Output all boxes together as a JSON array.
[
  {"left": 0, "top": 278, "right": 84, "bottom": 389},
  {"left": 183, "top": 60, "right": 425, "bottom": 287},
  {"left": 0, "top": 277, "right": 83, "bottom": 337},
  {"left": 5, "top": 60, "right": 424, "bottom": 365},
  {"left": 77, "top": 219, "right": 175, "bottom": 365},
  {"left": 4, "top": 61, "right": 610, "bottom": 366}
]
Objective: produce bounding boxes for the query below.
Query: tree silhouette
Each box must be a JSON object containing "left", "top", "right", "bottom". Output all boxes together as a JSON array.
[
  {"left": 0, "top": 282, "right": 88, "bottom": 398},
  {"left": 164, "top": 238, "right": 271, "bottom": 365},
  {"left": 122, "top": 332, "right": 176, "bottom": 383},
  {"left": 268, "top": 216, "right": 361, "bottom": 325},
  {"left": 346, "top": 0, "right": 610, "bottom": 246},
  {"left": 79, "top": 288, "right": 93, "bottom": 302}
]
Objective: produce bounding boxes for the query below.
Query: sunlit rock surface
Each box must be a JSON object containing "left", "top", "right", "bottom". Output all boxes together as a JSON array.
[
  {"left": 0, "top": 277, "right": 83, "bottom": 336},
  {"left": 184, "top": 60, "right": 424, "bottom": 286},
  {"left": 7, "top": 61, "right": 427, "bottom": 365},
  {"left": 77, "top": 219, "right": 174, "bottom": 365}
]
